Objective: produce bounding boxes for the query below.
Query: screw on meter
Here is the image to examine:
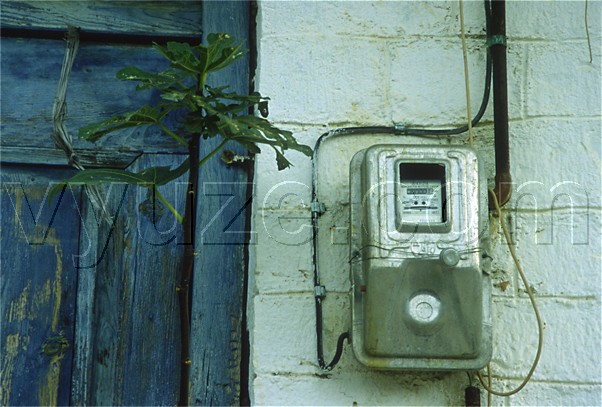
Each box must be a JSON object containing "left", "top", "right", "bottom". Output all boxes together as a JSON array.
[{"left": 400, "top": 180, "right": 443, "bottom": 224}]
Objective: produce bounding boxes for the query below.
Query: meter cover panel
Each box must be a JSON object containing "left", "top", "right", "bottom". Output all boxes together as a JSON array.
[{"left": 349, "top": 144, "right": 491, "bottom": 370}]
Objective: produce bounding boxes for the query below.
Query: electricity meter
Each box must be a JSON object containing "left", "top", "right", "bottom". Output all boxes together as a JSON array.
[{"left": 349, "top": 144, "right": 491, "bottom": 370}]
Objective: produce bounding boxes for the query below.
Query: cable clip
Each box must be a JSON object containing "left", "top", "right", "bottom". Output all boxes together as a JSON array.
[
  {"left": 393, "top": 122, "right": 406, "bottom": 132},
  {"left": 311, "top": 201, "right": 326, "bottom": 215},
  {"left": 487, "top": 34, "right": 507, "bottom": 47},
  {"left": 314, "top": 285, "right": 326, "bottom": 299}
]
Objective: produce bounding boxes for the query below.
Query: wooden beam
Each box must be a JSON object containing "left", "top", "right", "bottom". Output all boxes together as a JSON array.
[
  {"left": 1, "top": 1, "right": 202, "bottom": 38},
  {"left": 189, "top": 2, "right": 251, "bottom": 405},
  {"left": 0, "top": 146, "right": 141, "bottom": 168},
  {"left": 1, "top": 38, "right": 188, "bottom": 154}
]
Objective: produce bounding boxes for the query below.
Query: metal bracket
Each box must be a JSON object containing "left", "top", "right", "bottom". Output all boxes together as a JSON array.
[
  {"left": 314, "top": 285, "right": 326, "bottom": 299},
  {"left": 393, "top": 122, "right": 406, "bottom": 132},
  {"left": 487, "top": 34, "right": 507, "bottom": 47},
  {"left": 311, "top": 201, "right": 326, "bottom": 215}
]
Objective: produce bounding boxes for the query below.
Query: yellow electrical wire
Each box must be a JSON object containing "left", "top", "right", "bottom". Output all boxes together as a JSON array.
[
  {"left": 459, "top": 1, "right": 543, "bottom": 401},
  {"left": 479, "top": 189, "right": 545, "bottom": 397},
  {"left": 459, "top": 0, "right": 543, "bottom": 399},
  {"left": 459, "top": 0, "right": 474, "bottom": 146},
  {"left": 487, "top": 363, "right": 492, "bottom": 406}
]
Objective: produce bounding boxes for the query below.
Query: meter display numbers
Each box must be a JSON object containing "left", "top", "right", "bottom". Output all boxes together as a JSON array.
[{"left": 400, "top": 180, "right": 443, "bottom": 224}]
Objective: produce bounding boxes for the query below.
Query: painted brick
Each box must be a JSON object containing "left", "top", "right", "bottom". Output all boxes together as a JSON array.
[
  {"left": 508, "top": 119, "right": 602, "bottom": 209},
  {"left": 507, "top": 381, "right": 602, "bottom": 406},
  {"left": 250, "top": 293, "right": 351, "bottom": 374},
  {"left": 256, "top": 35, "right": 389, "bottom": 125},
  {"left": 253, "top": 125, "right": 320, "bottom": 211},
  {"left": 490, "top": 244, "right": 518, "bottom": 299},
  {"left": 252, "top": 1, "right": 602, "bottom": 405},
  {"left": 314, "top": 205, "right": 353, "bottom": 293},
  {"left": 251, "top": 291, "right": 373, "bottom": 373},
  {"left": 387, "top": 39, "right": 525, "bottom": 124},
  {"left": 388, "top": 38, "right": 490, "bottom": 126},
  {"left": 251, "top": 294, "right": 317, "bottom": 374},
  {"left": 252, "top": 370, "right": 471, "bottom": 406},
  {"left": 490, "top": 297, "right": 601, "bottom": 383},
  {"left": 259, "top": 0, "right": 483, "bottom": 40},
  {"left": 507, "top": 0, "right": 602, "bottom": 41},
  {"left": 487, "top": 208, "right": 591, "bottom": 297},
  {"left": 526, "top": 41, "right": 601, "bottom": 117},
  {"left": 495, "top": 210, "right": 601, "bottom": 297},
  {"left": 252, "top": 251, "right": 313, "bottom": 295},
  {"left": 255, "top": 208, "right": 312, "bottom": 252},
  {"left": 254, "top": 156, "right": 313, "bottom": 211}
]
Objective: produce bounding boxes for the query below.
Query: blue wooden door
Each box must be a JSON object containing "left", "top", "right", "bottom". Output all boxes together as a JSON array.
[{"left": 1, "top": 2, "right": 250, "bottom": 405}]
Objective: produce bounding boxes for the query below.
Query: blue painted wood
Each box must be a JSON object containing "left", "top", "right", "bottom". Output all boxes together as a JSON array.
[
  {"left": 1, "top": 146, "right": 140, "bottom": 167},
  {"left": 2, "top": 1, "right": 254, "bottom": 404},
  {"left": 190, "top": 2, "right": 251, "bottom": 405},
  {"left": 1, "top": 1, "right": 202, "bottom": 38},
  {"left": 0, "top": 38, "right": 187, "bottom": 154},
  {"left": 85, "top": 153, "right": 186, "bottom": 406},
  {"left": 0, "top": 165, "right": 80, "bottom": 406}
]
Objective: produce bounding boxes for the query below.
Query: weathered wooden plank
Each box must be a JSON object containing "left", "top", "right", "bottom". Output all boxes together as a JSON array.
[
  {"left": 190, "top": 2, "right": 251, "bottom": 405},
  {"left": 0, "top": 164, "right": 81, "bottom": 406},
  {"left": 69, "top": 186, "right": 97, "bottom": 406},
  {"left": 1, "top": 146, "right": 141, "bottom": 168},
  {"left": 85, "top": 153, "right": 186, "bottom": 406},
  {"left": 1, "top": 1, "right": 202, "bottom": 38},
  {"left": 0, "top": 37, "right": 188, "bottom": 154}
]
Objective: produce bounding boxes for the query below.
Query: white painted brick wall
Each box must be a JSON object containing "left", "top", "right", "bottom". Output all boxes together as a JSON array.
[{"left": 250, "top": 1, "right": 602, "bottom": 405}]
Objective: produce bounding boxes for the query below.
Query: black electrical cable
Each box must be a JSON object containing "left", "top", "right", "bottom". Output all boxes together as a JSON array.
[
  {"left": 311, "top": 0, "right": 492, "bottom": 371},
  {"left": 311, "top": 129, "right": 392, "bottom": 371}
]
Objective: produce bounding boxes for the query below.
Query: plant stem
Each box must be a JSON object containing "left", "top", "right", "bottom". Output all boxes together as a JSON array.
[
  {"left": 177, "top": 133, "right": 200, "bottom": 407},
  {"left": 158, "top": 123, "right": 188, "bottom": 146},
  {"left": 155, "top": 188, "right": 184, "bottom": 223},
  {"left": 200, "top": 138, "right": 228, "bottom": 167}
]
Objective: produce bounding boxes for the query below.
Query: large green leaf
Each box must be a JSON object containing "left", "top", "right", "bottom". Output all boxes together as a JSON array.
[
  {"left": 49, "top": 168, "right": 146, "bottom": 203},
  {"left": 49, "top": 159, "right": 191, "bottom": 202},
  {"left": 78, "top": 104, "right": 185, "bottom": 144},
  {"left": 78, "top": 105, "right": 159, "bottom": 141},
  {"left": 68, "top": 33, "right": 313, "bottom": 214},
  {"left": 138, "top": 158, "right": 190, "bottom": 186},
  {"left": 205, "top": 85, "right": 256, "bottom": 99},
  {"left": 205, "top": 34, "right": 243, "bottom": 68},
  {"left": 153, "top": 41, "right": 206, "bottom": 75},
  {"left": 116, "top": 66, "right": 192, "bottom": 90}
]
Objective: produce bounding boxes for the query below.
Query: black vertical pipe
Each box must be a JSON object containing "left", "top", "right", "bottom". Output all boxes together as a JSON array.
[
  {"left": 465, "top": 385, "right": 482, "bottom": 406},
  {"left": 490, "top": 0, "right": 512, "bottom": 208}
]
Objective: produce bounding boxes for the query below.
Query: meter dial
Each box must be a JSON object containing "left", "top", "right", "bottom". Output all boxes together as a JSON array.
[{"left": 400, "top": 180, "right": 443, "bottom": 224}]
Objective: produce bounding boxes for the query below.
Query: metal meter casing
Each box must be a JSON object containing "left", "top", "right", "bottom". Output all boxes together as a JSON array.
[{"left": 349, "top": 144, "right": 491, "bottom": 370}]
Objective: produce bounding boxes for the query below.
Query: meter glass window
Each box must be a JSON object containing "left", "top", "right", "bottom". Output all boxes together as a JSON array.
[{"left": 399, "top": 163, "right": 446, "bottom": 224}]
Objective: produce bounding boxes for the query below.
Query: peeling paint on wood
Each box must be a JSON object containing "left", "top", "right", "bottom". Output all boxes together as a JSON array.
[
  {"left": 2, "top": 1, "right": 250, "bottom": 404},
  {"left": 83, "top": 154, "right": 185, "bottom": 406},
  {"left": 1, "top": 146, "right": 141, "bottom": 168},
  {"left": 190, "top": 2, "right": 251, "bottom": 405},
  {"left": 1, "top": 1, "right": 202, "bottom": 38},
  {"left": 1, "top": 166, "right": 80, "bottom": 406},
  {"left": 1, "top": 334, "right": 22, "bottom": 406},
  {"left": 39, "top": 358, "right": 61, "bottom": 406},
  {"left": 0, "top": 38, "right": 188, "bottom": 154}
]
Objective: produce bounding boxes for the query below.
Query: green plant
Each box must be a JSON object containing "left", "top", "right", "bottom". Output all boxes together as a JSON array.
[
  {"left": 52, "top": 33, "right": 309, "bottom": 218},
  {"left": 54, "top": 33, "right": 311, "bottom": 406}
]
